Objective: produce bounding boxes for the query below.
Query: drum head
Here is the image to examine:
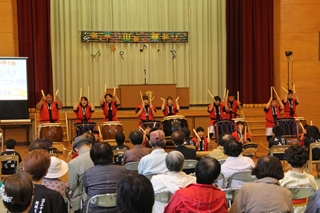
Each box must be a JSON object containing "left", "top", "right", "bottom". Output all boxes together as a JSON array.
[
  {"left": 163, "top": 115, "right": 185, "bottom": 121},
  {"left": 42, "top": 123, "right": 61, "bottom": 126},
  {"left": 103, "top": 121, "right": 121, "bottom": 125}
]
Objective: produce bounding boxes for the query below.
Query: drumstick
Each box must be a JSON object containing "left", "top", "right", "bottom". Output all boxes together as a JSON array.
[
  {"left": 139, "top": 126, "right": 146, "bottom": 133},
  {"left": 207, "top": 127, "right": 210, "bottom": 140},
  {"left": 299, "top": 122, "right": 305, "bottom": 131},
  {"left": 98, "top": 126, "right": 102, "bottom": 138},
  {"left": 244, "top": 126, "right": 247, "bottom": 141},
  {"left": 104, "top": 84, "right": 107, "bottom": 92},
  {"left": 79, "top": 87, "right": 82, "bottom": 99},
  {"left": 113, "top": 88, "right": 116, "bottom": 96},
  {"left": 311, "top": 120, "right": 313, "bottom": 126},
  {"left": 140, "top": 91, "right": 143, "bottom": 101},
  {"left": 207, "top": 89, "right": 213, "bottom": 98},
  {"left": 87, "top": 86, "right": 90, "bottom": 99},
  {"left": 282, "top": 87, "right": 288, "bottom": 93},
  {"left": 153, "top": 122, "right": 156, "bottom": 128},
  {"left": 223, "top": 88, "right": 226, "bottom": 100},
  {"left": 193, "top": 129, "right": 200, "bottom": 140},
  {"left": 237, "top": 91, "right": 240, "bottom": 101},
  {"left": 65, "top": 112, "right": 70, "bottom": 142},
  {"left": 41, "top": 90, "right": 45, "bottom": 97},
  {"left": 55, "top": 89, "right": 59, "bottom": 96},
  {"left": 293, "top": 84, "right": 296, "bottom": 93},
  {"left": 272, "top": 87, "right": 280, "bottom": 100},
  {"left": 270, "top": 86, "right": 273, "bottom": 98}
]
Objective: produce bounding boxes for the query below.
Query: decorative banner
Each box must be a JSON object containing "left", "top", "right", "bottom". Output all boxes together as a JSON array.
[{"left": 81, "top": 31, "right": 188, "bottom": 43}]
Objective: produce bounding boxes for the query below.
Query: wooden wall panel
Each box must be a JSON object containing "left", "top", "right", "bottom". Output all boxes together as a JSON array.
[{"left": 274, "top": 0, "right": 320, "bottom": 127}]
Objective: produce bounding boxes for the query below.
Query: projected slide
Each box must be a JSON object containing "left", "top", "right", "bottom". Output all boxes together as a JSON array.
[{"left": 0, "top": 58, "right": 28, "bottom": 100}]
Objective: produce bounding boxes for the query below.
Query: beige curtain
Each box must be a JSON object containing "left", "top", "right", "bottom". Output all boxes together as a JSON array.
[{"left": 50, "top": 0, "right": 226, "bottom": 106}]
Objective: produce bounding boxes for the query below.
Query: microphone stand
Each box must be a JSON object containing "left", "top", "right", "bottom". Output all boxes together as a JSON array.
[
  {"left": 287, "top": 56, "right": 290, "bottom": 90},
  {"left": 144, "top": 69, "right": 147, "bottom": 84}
]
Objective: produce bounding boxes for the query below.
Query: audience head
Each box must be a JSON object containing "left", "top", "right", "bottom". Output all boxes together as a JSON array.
[
  {"left": 44, "top": 157, "right": 68, "bottom": 179},
  {"left": 165, "top": 151, "right": 185, "bottom": 172},
  {"left": 29, "top": 139, "right": 47, "bottom": 151},
  {"left": 24, "top": 149, "right": 51, "bottom": 181},
  {"left": 171, "top": 131, "right": 185, "bottom": 146},
  {"left": 217, "top": 133, "right": 234, "bottom": 146},
  {"left": 117, "top": 174, "right": 154, "bottom": 213},
  {"left": 129, "top": 130, "right": 143, "bottom": 145},
  {"left": 306, "top": 126, "right": 320, "bottom": 140},
  {"left": 252, "top": 156, "right": 284, "bottom": 180},
  {"left": 90, "top": 142, "right": 113, "bottom": 165},
  {"left": 92, "top": 130, "right": 100, "bottom": 143},
  {"left": 224, "top": 140, "right": 242, "bottom": 157},
  {"left": 272, "top": 125, "right": 284, "bottom": 137},
  {"left": 195, "top": 157, "right": 221, "bottom": 184},
  {"left": 1, "top": 173, "right": 34, "bottom": 213},
  {"left": 115, "top": 133, "right": 125, "bottom": 145},
  {"left": 43, "top": 138, "right": 53, "bottom": 149},
  {"left": 181, "top": 127, "right": 190, "bottom": 138},
  {"left": 5, "top": 138, "right": 17, "bottom": 149},
  {"left": 73, "top": 134, "right": 92, "bottom": 150},
  {"left": 284, "top": 146, "right": 308, "bottom": 168},
  {"left": 149, "top": 130, "right": 165, "bottom": 148}
]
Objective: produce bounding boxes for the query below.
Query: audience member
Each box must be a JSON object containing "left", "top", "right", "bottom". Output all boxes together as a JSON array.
[
  {"left": 221, "top": 139, "right": 255, "bottom": 188},
  {"left": 42, "top": 156, "right": 69, "bottom": 197},
  {"left": 117, "top": 174, "right": 154, "bottom": 213},
  {"left": 268, "top": 125, "right": 287, "bottom": 148},
  {"left": 83, "top": 142, "right": 127, "bottom": 212},
  {"left": 68, "top": 135, "right": 94, "bottom": 213},
  {"left": 0, "top": 173, "right": 34, "bottom": 213},
  {"left": 191, "top": 127, "right": 209, "bottom": 151},
  {"left": 181, "top": 127, "right": 195, "bottom": 146},
  {"left": 229, "top": 156, "right": 293, "bottom": 213},
  {"left": 151, "top": 151, "right": 196, "bottom": 213},
  {"left": 164, "top": 157, "right": 228, "bottom": 213},
  {"left": 28, "top": 139, "right": 47, "bottom": 151},
  {"left": 112, "top": 133, "right": 130, "bottom": 165},
  {"left": 24, "top": 149, "right": 68, "bottom": 213},
  {"left": 0, "top": 138, "right": 22, "bottom": 174},
  {"left": 43, "top": 138, "right": 58, "bottom": 153},
  {"left": 305, "top": 188, "right": 320, "bottom": 213},
  {"left": 138, "top": 130, "right": 168, "bottom": 175},
  {"left": 280, "top": 146, "right": 318, "bottom": 213},
  {"left": 207, "top": 134, "right": 231, "bottom": 160},
  {"left": 304, "top": 126, "right": 320, "bottom": 160},
  {"left": 121, "top": 130, "right": 152, "bottom": 166}
]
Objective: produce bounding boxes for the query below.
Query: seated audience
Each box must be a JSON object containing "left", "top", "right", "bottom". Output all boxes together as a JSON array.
[
  {"left": 305, "top": 188, "right": 320, "bottom": 213},
  {"left": 268, "top": 125, "right": 287, "bottom": 147},
  {"left": 191, "top": 127, "right": 209, "bottom": 151},
  {"left": 164, "top": 157, "right": 228, "bottom": 213},
  {"left": 0, "top": 173, "right": 34, "bottom": 213},
  {"left": 231, "top": 121, "right": 251, "bottom": 144},
  {"left": 117, "top": 174, "right": 154, "bottom": 213},
  {"left": 24, "top": 149, "right": 68, "bottom": 213},
  {"left": 138, "top": 130, "right": 168, "bottom": 175},
  {"left": 68, "top": 134, "right": 94, "bottom": 213},
  {"left": 112, "top": 133, "right": 130, "bottom": 165},
  {"left": 221, "top": 139, "right": 255, "bottom": 188},
  {"left": 151, "top": 151, "right": 196, "bottom": 213},
  {"left": 0, "top": 138, "right": 22, "bottom": 174},
  {"left": 207, "top": 134, "right": 231, "bottom": 160},
  {"left": 42, "top": 156, "right": 69, "bottom": 197},
  {"left": 83, "top": 142, "right": 127, "bottom": 212},
  {"left": 181, "top": 127, "right": 195, "bottom": 146},
  {"left": 121, "top": 130, "right": 152, "bottom": 166},
  {"left": 43, "top": 138, "right": 58, "bottom": 153},
  {"left": 172, "top": 130, "right": 196, "bottom": 174},
  {"left": 280, "top": 146, "right": 318, "bottom": 213},
  {"left": 304, "top": 126, "right": 320, "bottom": 160},
  {"left": 92, "top": 130, "right": 102, "bottom": 142},
  {"left": 229, "top": 156, "right": 293, "bottom": 213}
]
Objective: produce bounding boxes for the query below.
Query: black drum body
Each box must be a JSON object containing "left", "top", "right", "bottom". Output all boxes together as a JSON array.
[{"left": 162, "top": 116, "right": 188, "bottom": 136}]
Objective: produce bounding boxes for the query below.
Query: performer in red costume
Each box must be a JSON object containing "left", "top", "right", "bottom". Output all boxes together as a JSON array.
[
  {"left": 36, "top": 93, "right": 63, "bottom": 123},
  {"left": 282, "top": 89, "right": 299, "bottom": 118},
  {"left": 136, "top": 95, "right": 156, "bottom": 126},
  {"left": 231, "top": 121, "right": 251, "bottom": 144},
  {"left": 73, "top": 96, "right": 95, "bottom": 123},
  {"left": 161, "top": 96, "right": 180, "bottom": 116},
  {"left": 224, "top": 93, "right": 241, "bottom": 120},
  {"left": 265, "top": 96, "right": 284, "bottom": 141},
  {"left": 208, "top": 96, "right": 225, "bottom": 138},
  {"left": 192, "top": 127, "right": 210, "bottom": 151},
  {"left": 100, "top": 90, "right": 120, "bottom": 122}
]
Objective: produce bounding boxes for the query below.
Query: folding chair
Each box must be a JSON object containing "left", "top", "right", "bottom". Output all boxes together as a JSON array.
[
  {"left": 216, "top": 173, "right": 225, "bottom": 189},
  {"left": 145, "top": 173, "right": 157, "bottom": 180},
  {"left": 155, "top": 191, "right": 173, "bottom": 203},
  {"left": 218, "top": 159, "right": 226, "bottom": 165},
  {"left": 85, "top": 193, "right": 117, "bottom": 213},
  {"left": 113, "top": 149, "right": 127, "bottom": 165},
  {"left": 227, "top": 170, "right": 257, "bottom": 188},
  {"left": 287, "top": 186, "right": 316, "bottom": 207},
  {"left": 124, "top": 162, "right": 139, "bottom": 172},
  {"left": 242, "top": 142, "right": 258, "bottom": 157},
  {"left": 270, "top": 145, "right": 291, "bottom": 169},
  {"left": 63, "top": 196, "right": 70, "bottom": 213},
  {"left": 307, "top": 142, "right": 320, "bottom": 174},
  {"left": 222, "top": 188, "right": 239, "bottom": 208},
  {"left": 0, "top": 155, "right": 20, "bottom": 181},
  {"left": 183, "top": 159, "right": 198, "bottom": 170}
]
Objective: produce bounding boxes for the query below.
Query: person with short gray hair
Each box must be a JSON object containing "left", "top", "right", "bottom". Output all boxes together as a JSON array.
[{"left": 151, "top": 151, "right": 196, "bottom": 213}]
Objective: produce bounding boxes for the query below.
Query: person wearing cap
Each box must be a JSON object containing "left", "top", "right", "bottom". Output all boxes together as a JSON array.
[
  {"left": 231, "top": 121, "right": 251, "bottom": 144},
  {"left": 100, "top": 90, "right": 120, "bottom": 122},
  {"left": 138, "top": 130, "right": 168, "bottom": 175},
  {"left": 136, "top": 95, "right": 156, "bottom": 126},
  {"left": 0, "top": 138, "right": 22, "bottom": 174},
  {"left": 68, "top": 134, "right": 94, "bottom": 213},
  {"left": 42, "top": 156, "right": 69, "bottom": 197},
  {"left": 265, "top": 96, "right": 284, "bottom": 141},
  {"left": 208, "top": 96, "right": 225, "bottom": 138},
  {"left": 223, "top": 92, "right": 241, "bottom": 120},
  {"left": 282, "top": 89, "right": 299, "bottom": 118}
]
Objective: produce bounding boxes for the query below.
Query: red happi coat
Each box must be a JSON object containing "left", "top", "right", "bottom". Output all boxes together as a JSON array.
[
  {"left": 39, "top": 101, "right": 59, "bottom": 123},
  {"left": 74, "top": 105, "right": 93, "bottom": 122},
  {"left": 162, "top": 104, "right": 178, "bottom": 116},
  {"left": 282, "top": 98, "right": 298, "bottom": 118},
  {"left": 208, "top": 103, "right": 224, "bottom": 126},
  {"left": 224, "top": 100, "right": 240, "bottom": 119},
  {"left": 136, "top": 105, "right": 156, "bottom": 121},
  {"left": 265, "top": 105, "right": 282, "bottom": 128},
  {"left": 102, "top": 101, "right": 118, "bottom": 121}
]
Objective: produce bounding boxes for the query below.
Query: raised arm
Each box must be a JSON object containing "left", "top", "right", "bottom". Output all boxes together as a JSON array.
[
  {"left": 113, "top": 89, "right": 120, "bottom": 105},
  {"left": 100, "top": 92, "right": 106, "bottom": 105},
  {"left": 208, "top": 98, "right": 215, "bottom": 112},
  {"left": 265, "top": 97, "right": 273, "bottom": 110},
  {"left": 36, "top": 96, "right": 46, "bottom": 110},
  {"left": 73, "top": 99, "right": 80, "bottom": 111},
  {"left": 149, "top": 102, "right": 156, "bottom": 114},
  {"left": 88, "top": 99, "right": 95, "bottom": 111},
  {"left": 55, "top": 95, "right": 63, "bottom": 108},
  {"left": 136, "top": 101, "right": 145, "bottom": 116},
  {"left": 160, "top": 98, "right": 166, "bottom": 111},
  {"left": 175, "top": 96, "right": 180, "bottom": 110}
]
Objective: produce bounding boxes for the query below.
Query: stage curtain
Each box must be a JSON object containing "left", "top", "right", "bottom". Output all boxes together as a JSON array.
[
  {"left": 50, "top": 0, "right": 226, "bottom": 106},
  {"left": 17, "top": 0, "right": 53, "bottom": 107},
  {"left": 226, "top": 0, "right": 274, "bottom": 103}
]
